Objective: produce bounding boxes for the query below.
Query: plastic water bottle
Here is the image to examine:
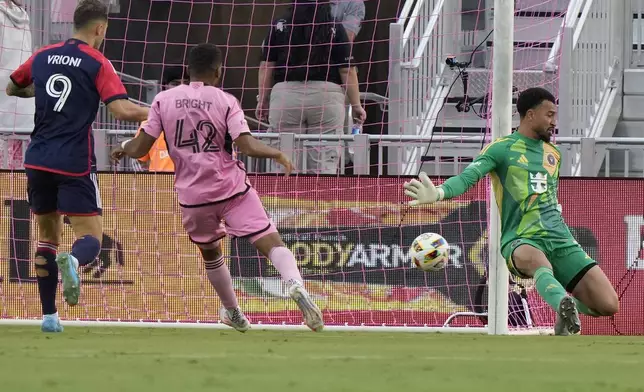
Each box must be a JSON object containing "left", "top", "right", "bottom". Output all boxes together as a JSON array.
[{"left": 348, "top": 124, "right": 361, "bottom": 155}]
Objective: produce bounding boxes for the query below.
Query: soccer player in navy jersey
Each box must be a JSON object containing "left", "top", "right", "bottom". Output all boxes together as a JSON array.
[{"left": 6, "top": 0, "right": 149, "bottom": 332}]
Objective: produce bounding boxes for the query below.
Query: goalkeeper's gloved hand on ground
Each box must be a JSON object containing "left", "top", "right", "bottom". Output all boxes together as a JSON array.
[{"left": 403, "top": 172, "right": 445, "bottom": 206}]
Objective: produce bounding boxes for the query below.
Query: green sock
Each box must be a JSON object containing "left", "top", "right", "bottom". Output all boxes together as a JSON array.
[
  {"left": 574, "top": 298, "right": 600, "bottom": 317},
  {"left": 534, "top": 267, "right": 568, "bottom": 312}
]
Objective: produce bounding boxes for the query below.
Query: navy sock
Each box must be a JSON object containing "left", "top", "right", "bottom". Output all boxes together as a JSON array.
[
  {"left": 35, "top": 242, "right": 59, "bottom": 316},
  {"left": 71, "top": 235, "right": 101, "bottom": 267}
]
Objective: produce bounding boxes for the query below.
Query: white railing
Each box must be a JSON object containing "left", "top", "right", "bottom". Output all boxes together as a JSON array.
[
  {"left": 4, "top": 129, "right": 644, "bottom": 178},
  {"left": 551, "top": 0, "right": 612, "bottom": 137},
  {"left": 631, "top": 0, "right": 644, "bottom": 66},
  {"left": 574, "top": 57, "right": 622, "bottom": 176},
  {"left": 0, "top": 89, "right": 385, "bottom": 171},
  {"left": 548, "top": 0, "right": 625, "bottom": 176},
  {"left": 544, "top": 0, "right": 585, "bottom": 72},
  {"left": 389, "top": 0, "right": 461, "bottom": 175}
]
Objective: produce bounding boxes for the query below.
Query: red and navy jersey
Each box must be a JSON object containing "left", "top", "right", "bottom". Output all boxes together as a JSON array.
[{"left": 10, "top": 38, "right": 128, "bottom": 176}]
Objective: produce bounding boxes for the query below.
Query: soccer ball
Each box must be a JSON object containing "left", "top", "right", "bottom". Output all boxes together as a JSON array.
[{"left": 410, "top": 233, "right": 449, "bottom": 272}]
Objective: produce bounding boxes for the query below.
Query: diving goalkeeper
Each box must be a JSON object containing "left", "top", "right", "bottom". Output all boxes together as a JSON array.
[{"left": 403, "top": 87, "right": 618, "bottom": 336}]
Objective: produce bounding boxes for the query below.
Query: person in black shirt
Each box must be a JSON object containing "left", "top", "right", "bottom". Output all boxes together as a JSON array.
[{"left": 256, "top": 0, "right": 366, "bottom": 174}]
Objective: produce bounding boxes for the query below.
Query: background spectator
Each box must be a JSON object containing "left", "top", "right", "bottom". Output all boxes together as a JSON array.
[
  {"left": 0, "top": 0, "right": 33, "bottom": 169},
  {"left": 131, "top": 66, "right": 188, "bottom": 172},
  {"left": 331, "top": 0, "right": 365, "bottom": 169},
  {"left": 331, "top": 0, "right": 365, "bottom": 43},
  {"left": 256, "top": 0, "right": 366, "bottom": 175}
]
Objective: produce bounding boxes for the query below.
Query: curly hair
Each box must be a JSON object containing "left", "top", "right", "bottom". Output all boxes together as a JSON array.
[{"left": 516, "top": 87, "right": 556, "bottom": 118}]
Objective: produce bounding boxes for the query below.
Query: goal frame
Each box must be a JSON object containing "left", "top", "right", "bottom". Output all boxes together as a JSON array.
[
  {"left": 0, "top": 318, "right": 553, "bottom": 335},
  {"left": 486, "top": 0, "right": 513, "bottom": 336},
  {"left": 0, "top": 0, "right": 554, "bottom": 336}
]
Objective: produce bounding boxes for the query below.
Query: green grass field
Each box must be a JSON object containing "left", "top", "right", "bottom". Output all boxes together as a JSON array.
[{"left": 0, "top": 326, "right": 642, "bottom": 392}]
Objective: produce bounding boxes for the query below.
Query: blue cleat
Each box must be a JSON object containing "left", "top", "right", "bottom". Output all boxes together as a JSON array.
[
  {"left": 56, "top": 253, "right": 80, "bottom": 306},
  {"left": 41, "top": 314, "right": 63, "bottom": 333}
]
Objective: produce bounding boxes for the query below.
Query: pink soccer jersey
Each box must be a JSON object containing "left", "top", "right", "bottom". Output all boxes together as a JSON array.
[{"left": 143, "top": 82, "right": 251, "bottom": 206}]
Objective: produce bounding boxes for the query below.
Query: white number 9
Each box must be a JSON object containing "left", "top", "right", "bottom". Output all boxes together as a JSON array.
[{"left": 46, "top": 74, "right": 72, "bottom": 112}]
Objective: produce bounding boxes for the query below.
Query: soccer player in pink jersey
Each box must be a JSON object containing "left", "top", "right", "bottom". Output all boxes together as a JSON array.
[{"left": 111, "top": 43, "right": 324, "bottom": 333}]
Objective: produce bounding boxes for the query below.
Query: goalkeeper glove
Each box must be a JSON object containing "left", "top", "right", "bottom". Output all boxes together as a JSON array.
[{"left": 403, "top": 172, "right": 445, "bottom": 206}]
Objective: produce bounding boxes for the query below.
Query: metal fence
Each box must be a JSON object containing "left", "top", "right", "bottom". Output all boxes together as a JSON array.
[
  {"left": 546, "top": 0, "right": 627, "bottom": 176},
  {"left": 103, "top": 133, "right": 644, "bottom": 178},
  {"left": 2, "top": 127, "right": 637, "bottom": 178},
  {"left": 388, "top": 0, "right": 463, "bottom": 175},
  {"left": 388, "top": 0, "right": 630, "bottom": 176},
  {"left": 555, "top": 0, "right": 614, "bottom": 137},
  {"left": 631, "top": 0, "right": 644, "bottom": 66}
]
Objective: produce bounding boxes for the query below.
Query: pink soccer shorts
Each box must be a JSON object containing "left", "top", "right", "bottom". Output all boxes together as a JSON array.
[{"left": 180, "top": 187, "right": 277, "bottom": 248}]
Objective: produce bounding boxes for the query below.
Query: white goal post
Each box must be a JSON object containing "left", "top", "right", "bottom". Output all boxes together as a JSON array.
[
  {"left": 0, "top": 0, "right": 554, "bottom": 336},
  {"left": 487, "top": 0, "right": 514, "bottom": 336}
]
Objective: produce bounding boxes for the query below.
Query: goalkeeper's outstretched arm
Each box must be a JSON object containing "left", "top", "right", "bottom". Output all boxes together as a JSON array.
[
  {"left": 440, "top": 158, "right": 495, "bottom": 199},
  {"left": 403, "top": 139, "right": 506, "bottom": 205}
]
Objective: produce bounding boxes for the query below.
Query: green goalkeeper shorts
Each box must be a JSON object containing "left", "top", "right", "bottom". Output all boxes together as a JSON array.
[{"left": 502, "top": 238, "right": 597, "bottom": 292}]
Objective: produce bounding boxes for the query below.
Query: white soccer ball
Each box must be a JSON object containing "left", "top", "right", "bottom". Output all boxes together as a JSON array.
[{"left": 410, "top": 232, "right": 449, "bottom": 272}]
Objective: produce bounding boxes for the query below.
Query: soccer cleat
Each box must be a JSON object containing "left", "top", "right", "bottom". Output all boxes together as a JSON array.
[
  {"left": 219, "top": 306, "right": 251, "bottom": 333},
  {"left": 41, "top": 313, "right": 63, "bottom": 333},
  {"left": 287, "top": 280, "right": 324, "bottom": 332},
  {"left": 56, "top": 253, "right": 80, "bottom": 306},
  {"left": 555, "top": 295, "right": 581, "bottom": 336}
]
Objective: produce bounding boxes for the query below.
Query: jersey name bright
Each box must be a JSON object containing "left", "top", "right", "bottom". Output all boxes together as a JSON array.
[
  {"left": 47, "top": 55, "right": 82, "bottom": 67},
  {"left": 175, "top": 99, "right": 213, "bottom": 111}
]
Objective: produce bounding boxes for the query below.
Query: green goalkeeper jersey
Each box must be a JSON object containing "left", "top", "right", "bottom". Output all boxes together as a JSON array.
[{"left": 440, "top": 132, "right": 574, "bottom": 253}]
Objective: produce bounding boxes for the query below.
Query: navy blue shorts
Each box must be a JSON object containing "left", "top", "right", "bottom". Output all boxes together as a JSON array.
[{"left": 26, "top": 169, "right": 102, "bottom": 216}]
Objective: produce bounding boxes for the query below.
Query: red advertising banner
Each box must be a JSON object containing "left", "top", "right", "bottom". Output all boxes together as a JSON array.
[
  {"left": 244, "top": 176, "right": 644, "bottom": 335},
  {"left": 0, "top": 173, "right": 642, "bottom": 335}
]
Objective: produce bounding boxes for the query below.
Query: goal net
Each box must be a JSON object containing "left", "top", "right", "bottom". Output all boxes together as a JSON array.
[{"left": 0, "top": 0, "right": 635, "bottom": 335}]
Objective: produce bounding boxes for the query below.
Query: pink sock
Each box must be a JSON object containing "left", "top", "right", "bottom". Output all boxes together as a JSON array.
[
  {"left": 268, "top": 246, "right": 303, "bottom": 283},
  {"left": 205, "top": 257, "right": 238, "bottom": 309}
]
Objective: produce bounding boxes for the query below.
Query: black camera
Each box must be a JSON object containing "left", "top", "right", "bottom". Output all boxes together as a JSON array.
[{"left": 445, "top": 56, "right": 469, "bottom": 69}]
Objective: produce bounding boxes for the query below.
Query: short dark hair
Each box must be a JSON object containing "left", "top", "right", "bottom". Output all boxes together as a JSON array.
[
  {"left": 516, "top": 87, "right": 557, "bottom": 117},
  {"left": 188, "top": 44, "right": 223, "bottom": 77},
  {"left": 162, "top": 66, "right": 188, "bottom": 86},
  {"left": 73, "top": 0, "right": 109, "bottom": 31}
]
